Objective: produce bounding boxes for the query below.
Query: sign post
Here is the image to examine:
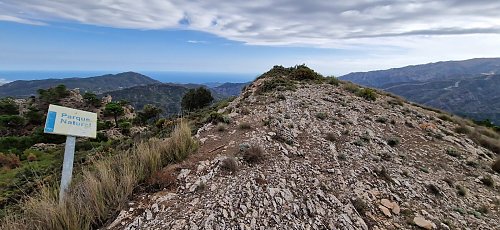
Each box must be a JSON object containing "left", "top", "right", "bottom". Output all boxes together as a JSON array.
[{"left": 43, "top": 104, "right": 97, "bottom": 203}]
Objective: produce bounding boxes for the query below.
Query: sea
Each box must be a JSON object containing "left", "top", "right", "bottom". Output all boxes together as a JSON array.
[{"left": 0, "top": 71, "right": 258, "bottom": 85}]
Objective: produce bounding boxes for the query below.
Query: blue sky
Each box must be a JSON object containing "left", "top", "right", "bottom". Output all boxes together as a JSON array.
[{"left": 1, "top": 0, "right": 500, "bottom": 83}]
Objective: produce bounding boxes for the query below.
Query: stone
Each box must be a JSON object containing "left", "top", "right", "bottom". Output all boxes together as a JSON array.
[
  {"left": 379, "top": 205, "right": 392, "bottom": 217},
  {"left": 391, "top": 203, "right": 400, "bottom": 215},
  {"left": 380, "top": 199, "right": 393, "bottom": 209},
  {"left": 413, "top": 216, "right": 436, "bottom": 229}
]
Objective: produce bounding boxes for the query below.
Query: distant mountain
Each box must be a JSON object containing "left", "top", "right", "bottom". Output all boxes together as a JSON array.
[
  {"left": 101, "top": 84, "right": 189, "bottom": 116},
  {"left": 340, "top": 58, "right": 500, "bottom": 87},
  {"left": 211, "top": 82, "right": 250, "bottom": 97},
  {"left": 0, "top": 72, "right": 160, "bottom": 98},
  {"left": 339, "top": 58, "right": 500, "bottom": 124},
  {"left": 101, "top": 82, "right": 246, "bottom": 116}
]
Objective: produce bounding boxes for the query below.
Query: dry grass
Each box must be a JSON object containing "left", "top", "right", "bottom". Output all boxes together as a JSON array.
[
  {"left": 242, "top": 145, "right": 264, "bottom": 164},
  {"left": 221, "top": 157, "right": 238, "bottom": 173},
  {"left": 1, "top": 122, "right": 197, "bottom": 230}
]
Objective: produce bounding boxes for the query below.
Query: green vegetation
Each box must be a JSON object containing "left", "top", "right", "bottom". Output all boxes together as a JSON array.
[
  {"left": 0, "top": 98, "right": 19, "bottom": 115},
  {"left": 256, "top": 77, "right": 297, "bottom": 94},
  {"left": 82, "top": 92, "right": 101, "bottom": 107},
  {"left": 104, "top": 102, "right": 124, "bottom": 127},
  {"left": 135, "top": 104, "right": 162, "bottom": 125},
  {"left": 181, "top": 87, "right": 214, "bottom": 111},
  {"left": 356, "top": 88, "right": 377, "bottom": 101},
  {"left": 386, "top": 137, "right": 400, "bottom": 147},
  {"left": 1, "top": 122, "right": 197, "bottom": 230},
  {"left": 315, "top": 112, "right": 327, "bottom": 120},
  {"left": 37, "top": 84, "right": 70, "bottom": 105},
  {"left": 480, "top": 175, "right": 494, "bottom": 187}
]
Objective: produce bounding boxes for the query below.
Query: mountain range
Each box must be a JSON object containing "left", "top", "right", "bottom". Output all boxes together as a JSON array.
[
  {"left": 0, "top": 72, "right": 160, "bottom": 98},
  {"left": 340, "top": 58, "right": 500, "bottom": 124}
]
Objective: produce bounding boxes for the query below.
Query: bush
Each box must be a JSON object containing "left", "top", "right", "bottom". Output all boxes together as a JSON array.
[
  {"left": 315, "top": 112, "right": 327, "bottom": 120},
  {"left": 325, "top": 77, "right": 340, "bottom": 86},
  {"left": 343, "top": 83, "right": 359, "bottom": 93},
  {"left": 492, "top": 158, "right": 500, "bottom": 173},
  {"left": 37, "top": 84, "right": 70, "bottom": 104},
  {"left": 206, "top": 112, "right": 229, "bottom": 124},
  {"left": 118, "top": 121, "right": 132, "bottom": 135},
  {"left": 325, "top": 132, "right": 336, "bottom": 142},
  {"left": 256, "top": 77, "right": 296, "bottom": 94},
  {"left": 181, "top": 87, "right": 214, "bottom": 111},
  {"left": 356, "top": 88, "right": 377, "bottom": 101},
  {"left": 83, "top": 92, "right": 101, "bottom": 107},
  {"left": 0, "top": 153, "right": 21, "bottom": 169},
  {"left": 290, "top": 64, "right": 323, "bottom": 81},
  {"left": 456, "top": 185, "right": 467, "bottom": 196},
  {"left": 104, "top": 102, "right": 124, "bottom": 127},
  {"left": 238, "top": 122, "right": 251, "bottom": 130},
  {"left": 446, "top": 148, "right": 461, "bottom": 158},
  {"left": 242, "top": 145, "right": 264, "bottom": 164},
  {"left": 25, "top": 107, "right": 44, "bottom": 125},
  {"left": 221, "top": 157, "right": 238, "bottom": 173},
  {"left": 387, "top": 137, "right": 400, "bottom": 147},
  {"left": 0, "top": 115, "right": 25, "bottom": 128},
  {"left": 480, "top": 175, "right": 494, "bottom": 187},
  {"left": 216, "top": 124, "right": 226, "bottom": 132},
  {"left": 0, "top": 98, "right": 19, "bottom": 115},
  {"left": 438, "top": 114, "right": 454, "bottom": 122}
]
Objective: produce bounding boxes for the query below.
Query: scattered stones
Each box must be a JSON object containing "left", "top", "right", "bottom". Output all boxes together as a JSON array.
[{"left": 413, "top": 216, "right": 436, "bottom": 229}]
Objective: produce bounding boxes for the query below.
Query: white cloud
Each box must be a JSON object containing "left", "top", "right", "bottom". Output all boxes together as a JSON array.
[
  {"left": 0, "top": 78, "right": 11, "bottom": 85},
  {"left": 1, "top": 0, "right": 500, "bottom": 74},
  {"left": 187, "top": 40, "right": 207, "bottom": 44}
]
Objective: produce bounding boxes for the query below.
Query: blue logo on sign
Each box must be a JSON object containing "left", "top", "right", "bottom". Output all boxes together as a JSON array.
[{"left": 44, "top": 111, "right": 57, "bottom": 133}]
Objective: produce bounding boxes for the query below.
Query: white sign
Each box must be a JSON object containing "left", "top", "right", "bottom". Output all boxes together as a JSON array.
[{"left": 44, "top": 104, "right": 97, "bottom": 138}]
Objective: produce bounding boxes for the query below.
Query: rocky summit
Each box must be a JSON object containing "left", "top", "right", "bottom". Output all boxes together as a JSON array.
[{"left": 106, "top": 75, "right": 499, "bottom": 229}]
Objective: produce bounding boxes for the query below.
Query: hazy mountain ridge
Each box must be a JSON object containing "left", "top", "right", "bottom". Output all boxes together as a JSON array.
[
  {"left": 0, "top": 72, "right": 161, "bottom": 98},
  {"left": 340, "top": 58, "right": 500, "bottom": 87},
  {"left": 339, "top": 58, "right": 500, "bottom": 124}
]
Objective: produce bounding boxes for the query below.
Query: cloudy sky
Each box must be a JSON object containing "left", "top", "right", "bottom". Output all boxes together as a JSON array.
[{"left": 1, "top": 0, "right": 500, "bottom": 77}]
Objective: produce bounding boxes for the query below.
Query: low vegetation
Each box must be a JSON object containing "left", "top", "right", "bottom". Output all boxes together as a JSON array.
[
  {"left": 242, "top": 145, "right": 264, "bottom": 164},
  {"left": 493, "top": 158, "right": 500, "bottom": 173},
  {"left": 0, "top": 122, "right": 197, "bottom": 230},
  {"left": 356, "top": 88, "right": 377, "bottom": 101}
]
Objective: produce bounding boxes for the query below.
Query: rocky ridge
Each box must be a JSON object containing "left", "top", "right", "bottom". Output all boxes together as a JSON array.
[{"left": 106, "top": 77, "right": 499, "bottom": 229}]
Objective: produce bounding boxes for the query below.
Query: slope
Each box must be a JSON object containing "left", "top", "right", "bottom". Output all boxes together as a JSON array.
[
  {"left": 340, "top": 58, "right": 500, "bottom": 87},
  {"left": 0, "top": 72, "right": 160, "bottom": 98},
  {"left": 106, "top": 69, "right": 500, "bottom": 229}
]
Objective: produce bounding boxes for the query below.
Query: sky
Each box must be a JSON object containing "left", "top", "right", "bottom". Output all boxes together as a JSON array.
[{"left": 1, "top": 0, "right": 500, "bottom": 83}]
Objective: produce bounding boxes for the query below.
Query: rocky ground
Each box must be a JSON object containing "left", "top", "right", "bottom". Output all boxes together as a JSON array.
[{"left": 105, "top": 79, "right": 500, "bottom": 229}]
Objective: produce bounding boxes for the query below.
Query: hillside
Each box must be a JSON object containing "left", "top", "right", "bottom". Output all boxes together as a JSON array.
[
  {"left": 101, "top": 84, "right": 189, "bottom": 116},
  {"left": 0, "top": 72, "right": 160, "bottom": 98},
  {"left": 339, "top": 58, "right": 500, "bottom": 124},
  {"left": 104, "top": 67, "right": 500, "bottom": 229},
  {"left": 340, "top": 58, "right": 500, "bottom": 87},
  {"left": 102, "top": 83, "right": 247, "bottom": 116}
]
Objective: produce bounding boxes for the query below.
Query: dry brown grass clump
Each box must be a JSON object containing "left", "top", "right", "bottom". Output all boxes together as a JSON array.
[
  {"left": 1, "top": 122, "right": 197, "bottom": 230},
  {"left": 243, "top": 145, "right": 264, "bottom": 164},
  {"left": 221, "top": 157, "right": 238, "bottom": 173}
]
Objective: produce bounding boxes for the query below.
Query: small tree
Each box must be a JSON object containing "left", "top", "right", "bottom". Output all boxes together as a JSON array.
[
  {"left": 181, "top": 87, "right": 214, "bottom": 111},
  {"left": 83, "top": 92, "right": 101, "bottom": 107},
  {"left": 137, "top": 104, "right": 162, "bottom": 124},
  {"left": 104, "top": 102, "right": 124, "bottom": 127}
]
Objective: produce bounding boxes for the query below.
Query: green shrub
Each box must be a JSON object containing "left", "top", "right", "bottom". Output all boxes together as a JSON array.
[
  {"left": 343, "top": 83, "right": 359, "bottom": 93},
  {"left": 356, "top": 88, "right": 377, "bottom": 101},
  {"left": 25, "top": 107, "right": 44, "bottom": 125},
  {"left": 37, "top": 84, "right": 70, "bottom": 104},
  {"left": 238, "top": 122, "right": 252, "bottom": 130},
  {"left": 83, "top": 92, "right": 101, "bottom": 107},
  {"left": 256, "top": 77, "right": 296, "bottom": 94},
  {"left": 325, "top": 77, "right": 340, "bottom": 86},
  {"left": 0, "top": 115, "right": 25, "bottom": 128},
  {"left": 325, "top": 132, "right": 336, "bottom": 142},
  {"left": 438, "top": 114, "right": 454, "bottom": 122},
  {"left": 315, "top": 112, "right": 327, "bottom": 120},
  {"left": 456, "top": 185, "right": 467, "bottom": 196},
  {"left": 206, "top": 112, "right": 229, "bottom": 124},
  {"left": 0, "top": 98, "right": 19, "bottom": 115},
  {"left": 446, "top": 148, "right": 461, "bottom": 158},
  {"left": 480, "top": 175, "right": 494, "bottom": 187},
  {"left": 181, "top": 87, "right": 214, "bottom": 111},
  {"left": 387, "top": 137, "right": 400, "bottom": 147},
  {"left": 118, "top": 121, "right": 132, "bottom": 134},
  {"left": 290, "top": 64, "right": 323, "bottom": 81}
]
